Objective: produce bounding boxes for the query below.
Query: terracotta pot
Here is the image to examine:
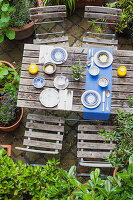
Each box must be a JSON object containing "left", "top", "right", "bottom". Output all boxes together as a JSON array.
[
  {"left": 0, "top": 60, "right": 15, "bottom": 99},
  {"left": 10, "top": 0, "right": 43, "bottom": 40},
  {"left": 0, "top": 145, "right": 11, "bottom": 156},
  {"left": 76, "top": 0, "right": 105, "bottom": 8},
  {"left": 113, "top": 160, "right": 129, "bottom": 177},
  {"left": 0, "top": 108, "right": 23, "bottom": 132}
]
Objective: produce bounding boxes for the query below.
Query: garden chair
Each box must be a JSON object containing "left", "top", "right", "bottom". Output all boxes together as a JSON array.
[
  {"left": 83, "top": 6, "right": 122, "bottom": 49},
  {"left": 16, "top": 113, "right": 65, "bottom": 157},
  {"left": 77, "top": 122, "right": 115, "bottom": 175},
  {"left": 29, "top": 5, "right": 69, "bottom": 46}
]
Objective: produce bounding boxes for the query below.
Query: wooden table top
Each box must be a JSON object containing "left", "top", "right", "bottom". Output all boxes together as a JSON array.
[{"left": 17, "top": 43, "right": 133, "bottom": 114}]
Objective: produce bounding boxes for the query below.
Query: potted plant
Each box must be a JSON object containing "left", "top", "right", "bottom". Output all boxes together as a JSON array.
[
  {"left": 0, "top": 0, "right": 43, "bottom": 42},
  {"left": 0, "top": 145, "right": 11, "bottom": 157},
  {"left": 106, "top": 0, "right": 133, "bottom": 37},
  {"left": 99, "top": 109, "right": 133, "bottom": 170},
  {"left": 71, "top": 60, "right": 84, "bottom": 81},
  {"left": 0, "top": 61, "right": 16, "bottom": 98}
]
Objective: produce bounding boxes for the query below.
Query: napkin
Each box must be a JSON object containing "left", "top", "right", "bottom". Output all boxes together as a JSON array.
[
  {"left": 58, "top": 89, "right": 73, "bottom": 110},
  {"left": 39, "top": 45, "right": 55, "bottom": 64}
]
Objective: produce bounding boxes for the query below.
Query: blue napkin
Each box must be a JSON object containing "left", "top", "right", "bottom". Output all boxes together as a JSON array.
[{"left": 83, "top": 48, "right": 113, "bottom": 120}]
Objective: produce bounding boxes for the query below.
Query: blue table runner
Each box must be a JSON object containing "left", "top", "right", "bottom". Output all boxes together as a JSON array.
[{"left": 83, "top": 48, "right": 113, "bottom": 120}]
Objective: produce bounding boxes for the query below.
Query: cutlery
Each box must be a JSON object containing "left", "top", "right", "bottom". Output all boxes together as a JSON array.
[
  {"left": 91, "top": 48, "right": 94, "bottom": 68},
  {"left": 102, "top": 90, "right": 105, "bottom": 112},
  {"left": 87, "top": 49, "right": 91, "bottom": 67},
  {"left": 106, "top": 89, "right": 110, "bottom": 111}
]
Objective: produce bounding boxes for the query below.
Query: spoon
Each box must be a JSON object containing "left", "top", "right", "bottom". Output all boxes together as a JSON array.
[{"left": 106, "top": 89, "right": 110, "bottom": 111}]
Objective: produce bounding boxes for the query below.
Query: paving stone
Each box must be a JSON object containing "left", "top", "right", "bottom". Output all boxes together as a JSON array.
[{"left": 70, "top": 25, "right": 84, "bottom": 38}]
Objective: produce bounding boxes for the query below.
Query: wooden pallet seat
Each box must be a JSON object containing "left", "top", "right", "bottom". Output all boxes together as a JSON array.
[
  {"left": 83, "top": 6, "right": 122, "bottom": 49},
  {"left": 29, "top": 5, "right": 69, "bottom": 46},
  {"left": 77, "top": 124, "right": 115, "bottom": 168},
  {"left": 16, "top": 113, "right": 65, "bottom": 155}
]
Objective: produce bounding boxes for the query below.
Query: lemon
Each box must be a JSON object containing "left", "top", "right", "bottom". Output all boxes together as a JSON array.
[
  {"left": 117, "top": 66, "right": 127, "bottom": 77},
  {"left": 29, "top": 63, "right": 38, "bottom": 74}
]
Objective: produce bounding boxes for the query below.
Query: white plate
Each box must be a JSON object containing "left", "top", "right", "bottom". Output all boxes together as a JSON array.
[
  {"left": 51, "top": 47, "right": 68, "bottom": 64},
  {"left": 94, "top": 50, "right": 113, "bottom": 68},
  {"left": 40, "top": 88, "right": 59, "bottom": 107},
  {"left": 54, "top": 75, "right": 69, "bottom": 90},
  {"left": 81, "top": 90, "right": 101, "bottom": 109}
]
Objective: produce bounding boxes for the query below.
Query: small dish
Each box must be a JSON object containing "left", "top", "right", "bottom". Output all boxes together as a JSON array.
[
  {"left": 33, "top": 77, "right": 45, "bottom": 88},
  {"left": 98, "top": 52, "right": 109, "bottom": 63},
  {"left": 89, "top": 66, "right": 99, "bottom": 76},
  {"left": 54, "top": 75, "right": 69, "bottom": 90},
  {"left": 44, "top": 62, "right": 56, "bottom": 75},
  {"left": 98, "top": 77, "right": 109, "bottom": 87}
]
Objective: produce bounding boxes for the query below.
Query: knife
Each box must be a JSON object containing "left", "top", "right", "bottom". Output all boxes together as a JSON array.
[{"left": 102, "top": 90, "right": 105, "bottom": 112}]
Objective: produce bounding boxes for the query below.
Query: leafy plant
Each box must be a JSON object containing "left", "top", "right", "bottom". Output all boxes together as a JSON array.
[
  {"left": 0, "top": 62, "right": 19, "bottom": 87},
  {"left": 71, "top": 60, "right": 84, "bottom": 80},
  {"left": 106, "top": 0, "right": 133, "bottom": 37},
  {"left": 99, "top": 110, "right": 133, "bottom": 168},
  {"left": 128, "top": 96, "right": 133, "bottom": 108},
  {"left": 0, "top": 0, "right": 15, "bottom": 43}
]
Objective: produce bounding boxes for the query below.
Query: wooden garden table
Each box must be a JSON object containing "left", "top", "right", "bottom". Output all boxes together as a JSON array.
[{"left": 17, "top": 43, "right": 133, "bottom": 115}]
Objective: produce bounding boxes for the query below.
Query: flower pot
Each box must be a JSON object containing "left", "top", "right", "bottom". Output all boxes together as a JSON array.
[
  {"left": 0, "top": 60, "right": 15, "bottom": 99},
  {"left": 76, "top": 0, "right": 105, "bottom": 8},
  {"left": 113, "top": 160, "right": 129, "bottom": 177},
  {"left": 10, "top": 0, "right": 43, "bottom": 40},
  {"left": 0, "top": 145, "right": 11, "bottom": 156},
  {"left": 0, "top": 108, "right": 23, "bottom": 132}
]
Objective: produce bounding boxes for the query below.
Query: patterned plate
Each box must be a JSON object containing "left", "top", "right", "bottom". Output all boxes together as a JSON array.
[
  {"left": 81, "top": 90, "right": 101, "bottom": 109},
  {"left": 94, "top": 50, "right": 113, "bottom": 68},
  {"left": 51, "top": 47, "right": 68, "bottom": 64},
  {"left": 40, "top": 88, "right": 59, "bottom": 107},
  {"left": 33, "top": 77, "right": 45, "bottom": 88}
]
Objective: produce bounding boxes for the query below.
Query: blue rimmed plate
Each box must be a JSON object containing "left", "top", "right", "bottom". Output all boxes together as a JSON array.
[
  {"left": 94, "top": 50, "right": 113, "bottom": 68},
  {"left": 81, "top": 90, "right": 101, "bottom": 109},
  {"left": 33, "top": 77, "right": 45, "bottom": 89},
  {"left": 51, "top": 47, "right": 68, "bottom": 64}
]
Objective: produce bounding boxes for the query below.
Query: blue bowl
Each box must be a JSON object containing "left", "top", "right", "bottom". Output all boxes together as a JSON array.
[{"left": 33, "top": 77, "right": 45, "bottom": 88}]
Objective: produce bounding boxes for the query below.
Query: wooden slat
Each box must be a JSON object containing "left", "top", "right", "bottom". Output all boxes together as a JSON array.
[
  {"left": 27, "top": 113, "right": 65, "bottom": 123},
  {"left": 23, "top": 139, "right": 62, "bottom": 150},
  {"left": 30, "top": 12, "right": 66, "bottom": 21},
  {"left": 84, "top": 12, "right": 121, "bottom": 21},
  {"left": 78, "top": 133, "right": 107, "bottom": 141},
  {"left": 78, "top": 124, "right": 114, "bottom": 132},
  {"left": 85, "top": 6, "right": 122, "bottom": 15},
  {"left": 26, "top": 122, "right": 64, "bottom": 132},
  {"left": 77, "top": 151, "right": 110, "bottom": 158},
  {"left": 15, "top": 147, "right": 58, "bottom": 154},
  {"left": 33, "top": 36, "right": 68, "bottom": 44},
  {"left": 82, "top": 43, "right": 117, "bottom": 50},
  {"left": 83, "top": 37, "right": 118, "bottom": 45},
  {"left": 77, "top": 142, "right": 115, "bottom": 150},
  {"left": 25, "top": 131, "right": 63, "bottom": 141},
  {"left": 79, "top": 162, "right": 112, "bottom": 167},
  {"left": 29, "top": 5, "right": 66, "bottom": 13}
]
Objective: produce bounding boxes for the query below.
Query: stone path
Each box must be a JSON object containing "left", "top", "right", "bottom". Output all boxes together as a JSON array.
[{"left": 0, "top": 9, "right": 132, "bottom": 174}]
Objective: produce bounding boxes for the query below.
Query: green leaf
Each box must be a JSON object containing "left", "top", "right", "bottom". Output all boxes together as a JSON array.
[
  {"left": 72, "top": 190, "right": 83, "bottom": 196},
  {"left": 6, "top": 29, "right": 15, "bottom": 40},
  {"left": 105, "top": 180, "right": 111, "bottom": 193},
  {"left": 0, "top": 34, "right": 4, "bottom": 43},
  {"left": 68, "top": 166, "right": 76, "bottom": 178},
  {"left": 1, "top": 3, "right": 9, "bottom": 11},
  {"left": 97, "top": 188, "right": 108, "bottom": 197},
  {"left": 83, "top": 193, "right": 93, "bottom": 200},
  {"left": 1, "top": 13, "right": 10, "bottom": 23}
]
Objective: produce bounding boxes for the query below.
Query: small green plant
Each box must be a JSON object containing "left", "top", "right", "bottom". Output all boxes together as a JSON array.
[
  {"left": 128, "top": 96, "right": 133, "bottom": 108},
  {"left": 99, "top": 110, "right": 133, "bottom": 168},
  {"left": 71, "top": 60, "right": 84, "bottom": 80},
  {"left": 0, "top": 62, "right": 19, "bottom": 87}
]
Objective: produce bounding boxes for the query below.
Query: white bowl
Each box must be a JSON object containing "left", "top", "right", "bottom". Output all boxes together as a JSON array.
[
  {"left": 98, "top": 77, "right": 109, "bottom": 87},
  {"left": 89, "top": 66, "right": 99, "bottom": 76}
]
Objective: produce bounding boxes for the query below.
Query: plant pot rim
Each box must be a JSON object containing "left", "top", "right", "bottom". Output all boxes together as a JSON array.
[{"left": 0, "top": 107, "right": 23, "bottom": 131}]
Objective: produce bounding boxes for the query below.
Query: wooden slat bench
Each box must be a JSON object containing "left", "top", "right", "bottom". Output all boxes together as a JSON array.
[
  {"left": 29, "top": 5, "right": 69, "bottom": 46},
  {"left": 77, "top": 123, "right": 115, "bottom": 168},
  {"left": 83, "top": 6, "right": 122, "bottom": 49},
  {"left": 16, "top": 113, "right": 65, "bottom": 155}
]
